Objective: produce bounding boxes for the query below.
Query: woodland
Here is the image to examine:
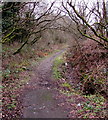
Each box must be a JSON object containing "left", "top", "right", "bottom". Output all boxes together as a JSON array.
[{"left": 1, "top": 0, "right": 108, "bottom": 119}]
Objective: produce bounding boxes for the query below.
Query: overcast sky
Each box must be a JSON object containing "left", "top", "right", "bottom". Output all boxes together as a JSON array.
[
  {"left": 47, "top": 0, "right": 108, "bottom": 6},
  {"left": 46, "top": 0, "right": 108, "bottom": 11},
  {"left": 2, "top": 0, "right": 108, "bottom": 4}
]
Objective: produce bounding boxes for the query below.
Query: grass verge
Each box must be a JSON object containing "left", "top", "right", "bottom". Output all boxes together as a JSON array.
[{"left": 52, "top": 54, "right": 65, "bottom": 80}]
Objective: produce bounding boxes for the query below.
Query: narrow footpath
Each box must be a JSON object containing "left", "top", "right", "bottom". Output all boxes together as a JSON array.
[{"left": 21, "top": 49, "right": 68, "bottom": 118}]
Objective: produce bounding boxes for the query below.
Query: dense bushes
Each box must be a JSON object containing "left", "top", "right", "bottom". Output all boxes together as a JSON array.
[{"left": 65, "top": 40, "right": 108, "bottom": 99}]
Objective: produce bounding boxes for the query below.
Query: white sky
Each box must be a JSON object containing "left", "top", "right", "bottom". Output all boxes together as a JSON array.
[
  {"left": 2, "top": 0, "right": 108, "bottom": 4},
  {"left": 47, "top": 0, "right": 108, "bottom": 6},
  {"left": 46, "top": 0, "right": 108, "bottom": 25}
]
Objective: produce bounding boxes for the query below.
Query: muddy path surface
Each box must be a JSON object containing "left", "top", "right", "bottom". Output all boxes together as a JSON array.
[{"left": 21, "top": 48, "right": 69, "bottom": 118}]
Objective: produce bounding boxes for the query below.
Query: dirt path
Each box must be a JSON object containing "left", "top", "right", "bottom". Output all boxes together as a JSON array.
[{"left": 21, "top": 49, "right": 68, "bottom": 118}]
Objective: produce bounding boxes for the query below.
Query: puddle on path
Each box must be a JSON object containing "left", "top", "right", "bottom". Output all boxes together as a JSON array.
[{"left": 23, "top": 88, "right": 68, "bottom": 118}]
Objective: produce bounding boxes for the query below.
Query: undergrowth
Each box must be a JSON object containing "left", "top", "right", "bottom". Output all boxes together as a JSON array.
[{"left": 55, "top": 39, "right": 107, "bottom": 118}]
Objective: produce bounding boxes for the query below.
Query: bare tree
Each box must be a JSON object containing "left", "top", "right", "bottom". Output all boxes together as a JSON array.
[
  {"left": 61, "top": 0, "right": 108, "bottom": 49},
  {"left": 2, "top": 1, "right": 61, "bottom": 54}
]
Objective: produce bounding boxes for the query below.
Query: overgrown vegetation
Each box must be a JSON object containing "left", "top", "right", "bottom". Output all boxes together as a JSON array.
[
  {"left": 56, "top": 39, "right": 107, "bottom": 118},
  {"left": 1, "top": 0, "right": 108, "bottom": 119},
  {"left": 66, "top": 40, "right": 107, "bottom": 97}
]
